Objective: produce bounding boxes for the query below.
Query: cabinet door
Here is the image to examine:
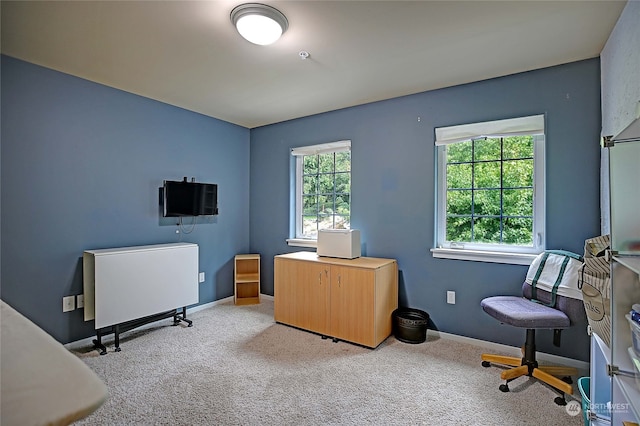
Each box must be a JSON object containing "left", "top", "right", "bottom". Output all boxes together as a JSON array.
[
  {"left": 330, "top": 266, "right": 374, "bottom": 346},
  {"left": 274, "top": 259, "right": 329, "bottom": 334},
  {"left": 274, "top": 258, "right": 295, "bottom": 324},
  {"left": 300, "top": 263, "right": 330, "bottom": 335}
]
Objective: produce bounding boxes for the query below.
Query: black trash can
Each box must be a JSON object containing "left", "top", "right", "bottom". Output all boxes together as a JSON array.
[{"left": 392, "top": 308, "right": 429, "bottom": 344}]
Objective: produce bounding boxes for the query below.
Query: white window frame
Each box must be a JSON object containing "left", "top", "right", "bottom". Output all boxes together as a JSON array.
[
  {"left": 287, "top": 140, "right": 351, "bottom": 247},
  {"left": 431, "top": 115, "right": 546, "bottom": 265}
]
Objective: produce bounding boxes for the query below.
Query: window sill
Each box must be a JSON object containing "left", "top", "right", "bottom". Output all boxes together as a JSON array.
[
  {"left": 286, "top": 238, "right": 317, "bottom": 248},
  {"left": 430, "top": 248, "right": 537, "bottom": 265}
]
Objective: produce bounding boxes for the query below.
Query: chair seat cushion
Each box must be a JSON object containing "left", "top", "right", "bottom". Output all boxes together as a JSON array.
[{"left": 481, "top": 296, "right": 570, "bottom": 329}]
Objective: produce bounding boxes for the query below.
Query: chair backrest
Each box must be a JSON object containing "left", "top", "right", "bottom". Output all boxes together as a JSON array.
[
  {"left": 521, "top": 282, "right": 586, "bottom": 326},
  {"left": 521, "top": 250, "right": 586, "bottom": 325}
]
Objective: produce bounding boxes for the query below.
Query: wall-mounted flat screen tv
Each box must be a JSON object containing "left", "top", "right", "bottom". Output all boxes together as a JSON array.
[{"left": 163, "top": 180, "right": 218, "bottom": 217}]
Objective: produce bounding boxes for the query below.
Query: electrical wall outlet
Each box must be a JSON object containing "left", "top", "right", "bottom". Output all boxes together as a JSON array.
[
  {"left": 447, "top": 291, "right": 456, "bottom": 305},
  {"left": 63, "top": 296, "right": 75, "bottom": 312},
  {"left": 77, "top": 294, "right": 84, "bottom": 309},
  {"left": 199, "top": 272, "right": 205, "bottom": 283}
]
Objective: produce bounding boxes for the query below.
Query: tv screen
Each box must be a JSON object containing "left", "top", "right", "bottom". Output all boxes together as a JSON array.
[{"left": 163, "top": 180, "right": 218, "bottom": 217}]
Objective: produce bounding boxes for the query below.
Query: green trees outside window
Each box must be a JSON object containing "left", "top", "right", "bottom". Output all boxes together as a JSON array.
[
  {"left": 446, "top": 136, "right": 535, "bottom": 246},
  {"left": 301, "top": 151, "right": 351, "bottom": 238}
]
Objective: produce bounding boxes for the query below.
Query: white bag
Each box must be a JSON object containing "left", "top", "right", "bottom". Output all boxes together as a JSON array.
[{"left": 525, "top": 250, "right": 584, "bottom": 301}]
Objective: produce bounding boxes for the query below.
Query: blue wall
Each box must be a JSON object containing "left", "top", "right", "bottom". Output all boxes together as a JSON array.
[
  {"left": 1, "top": 55, "right": 602, "bottom": 361},
  {"left": 1, "top": 56, "right": 251, "bottom": 344},
  {"left": 249, "top": 59, "right": 602, "bottom": 361}
]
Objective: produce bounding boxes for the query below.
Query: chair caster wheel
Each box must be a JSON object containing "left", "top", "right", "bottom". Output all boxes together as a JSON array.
[
  {"left": 562, "top": 376, "right": 572, "bottom": 384},
  {"left": 481, "top": 361, "right": 491, "bottom": 368},
  {"left": 554, "top": 396, "right": 567, "bottom": 406},
  {"left": 499, "top": 384, "right": 509, "bottom": 393}
]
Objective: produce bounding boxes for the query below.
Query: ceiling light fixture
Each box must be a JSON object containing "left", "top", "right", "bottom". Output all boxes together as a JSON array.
[{"left": 230, "top": 3, "right": 288, "bottom": 46}]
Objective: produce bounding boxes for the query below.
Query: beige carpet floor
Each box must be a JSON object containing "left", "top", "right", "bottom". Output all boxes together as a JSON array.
[{"left": 72, "top": 300, "right": 585, "bottom": 425}]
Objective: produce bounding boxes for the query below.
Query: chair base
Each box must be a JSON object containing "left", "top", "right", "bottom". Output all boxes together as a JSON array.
[
  {"left": 481, "top": 353, "right": 576, "bottom": 395},
  {"left": 481, "top": 330, "right": 577, "bottom": 402}
]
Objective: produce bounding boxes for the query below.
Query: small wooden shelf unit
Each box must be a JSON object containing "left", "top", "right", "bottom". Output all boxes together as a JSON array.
[{"left": 234, "top": 254, "right": 260, "bottom": 305}]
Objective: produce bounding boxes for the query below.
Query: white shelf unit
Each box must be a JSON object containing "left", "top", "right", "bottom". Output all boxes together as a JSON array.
[
  {"left": 590, "top": 137, "right": 640, "bottom": 425},
  {"left": 610, "top": 256, "right": 640, "bottom": 424}
]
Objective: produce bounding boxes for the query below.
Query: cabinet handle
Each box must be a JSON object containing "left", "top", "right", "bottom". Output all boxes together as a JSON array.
[
  {"left": 338, "top": 274, "right": 341, "bottom": 287},
  {"left": 318, "top": 272, "right": 322, "bottom": 284}
]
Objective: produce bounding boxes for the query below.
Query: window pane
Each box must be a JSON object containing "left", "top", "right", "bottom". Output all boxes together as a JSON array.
[
  {"left": 335, "top": 194, "right": 350, "bottom": 214},
  {"left": 302, "top": 215, "right": 318, "bottom": 238},
  {"left": 474, "top": 189, "right": 501, "bottom": 216},
  {"left": 334, "top": 215, "right": 350, "bottom": 229},
  {"left": 317, "top": 194, "right": 333, "bottom": 214},
  {"left": 447, "top": 142, "right": 472, "bottom": 163},
  {"left": 319, "top": 153, "right": 334, "bottom": 173},
  {"left": 447, "top": 190, "right": 472, "bottom": 215},
  {"left": 302, "top": 195, "right": 318, "bottom": 215},
  {"left": 335, "top": 172, "right": 350, "bottom": 193},
  {"left": 318, "top": 215, "right": 334, "bottom": 230},
  {"left": 335, "top": 151, "right": 350, "bottom": 172},
  {"left": 318, "top": 174, "right": 335, "bottom": 195},
  {"left": 474, "top": 162, "right": 501, "bottom": 188},
  {"left": 503, "top": 159, "right": 533, "bottom": 187},
  {"left": 474, "top": 217, "right": 501, "bottom": 243},
  {"left": 447, "top": 163, "right": 472, "bottom": 189},
  {"left": 474, "top": 138, "right": 501, "bottom": 161},
  {"left": 303, "top": 175, "right": 317, "bottom": 195},
  {"left": 446, "top": 216, "right": 472, "bottom": 242},
  {"left": 503, "top": 217, "right": 533, "bottom": 245},
  {"left": 503, "top": 188, "right": 533, "bottom": 216},
  {"left": 303, "top": 155, "right": 318, "bottom": 174},
  {"left": 503, "top": 136, "right": 533, "bottom": 159}
]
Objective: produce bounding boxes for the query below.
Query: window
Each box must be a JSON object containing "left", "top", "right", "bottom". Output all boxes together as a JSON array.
[
  {"left": 288, "top": 140, "right": 351, "bottom": 245},
  {"left": 433, "top": 115, "right": 545, "bottom": 265}
]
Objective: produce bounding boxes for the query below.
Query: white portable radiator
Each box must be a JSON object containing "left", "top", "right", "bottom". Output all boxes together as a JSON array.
[{"left": 83, "top": 243, "right": 199, "bottom": 329}]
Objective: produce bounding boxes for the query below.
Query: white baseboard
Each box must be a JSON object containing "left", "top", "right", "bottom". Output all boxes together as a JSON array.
[
  {"left": 188, "top": 296, "right": 234, "bottom": 314},
  {"left": 428, "top": 329, "right": 590, "bottom": 373}
]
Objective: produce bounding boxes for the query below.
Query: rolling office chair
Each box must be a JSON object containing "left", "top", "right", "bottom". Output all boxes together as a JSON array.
[{"left": 480, "top": 251, "right": 586, "bottom": 405}]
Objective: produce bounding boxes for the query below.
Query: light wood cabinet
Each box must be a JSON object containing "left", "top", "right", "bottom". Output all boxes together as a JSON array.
[
  {"left": 274, "top": 251, "right": 398, "bottom": 348},
  {"left": 234, "top": 254, "right": 260, "bottom": 305}
]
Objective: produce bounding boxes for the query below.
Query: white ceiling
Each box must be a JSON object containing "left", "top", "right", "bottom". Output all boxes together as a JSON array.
[{"left": 1, "top": 1, "right": 627, "bottom": 129}]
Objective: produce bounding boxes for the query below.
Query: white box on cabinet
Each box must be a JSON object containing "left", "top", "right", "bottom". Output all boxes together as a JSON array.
[{"left": 317, "top": 229, "right": 360, "bottom": 259}]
